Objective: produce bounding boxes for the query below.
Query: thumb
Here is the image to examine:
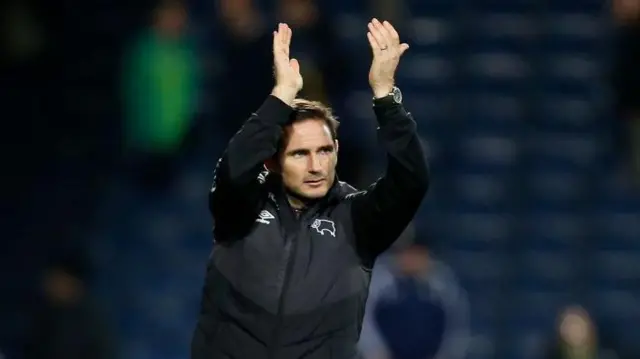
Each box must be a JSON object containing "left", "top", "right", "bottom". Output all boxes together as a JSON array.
[
  {"left": 399, "top": 43, "right": 410, "bottom": 56},
  {"left": 290, "top": 58, "right": 300, "bottom": 73}
]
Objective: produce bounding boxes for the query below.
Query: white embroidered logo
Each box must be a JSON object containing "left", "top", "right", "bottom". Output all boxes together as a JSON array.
[
  {"left": 311, "top": 219, "right": 336, "bottom": 237},
  {"left": 210, "top": 158, "right": 223, "bottom": 193},
  {"left": 256, "top": 210, "right": 275, "bottom": 224},
  {"left": 345, "top": 191, "right": 366, "bottom": 199},
  {"left": 257, "top": 170, "right": 269, "bottom": 184}
]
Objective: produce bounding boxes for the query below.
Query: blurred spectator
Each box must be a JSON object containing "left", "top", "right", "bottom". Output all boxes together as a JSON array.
[
  {"left": 1, "top": 0, "right": 44, "bottom": 65},
  {"left": 544, "top": 305, "right": 631, "bottom": 359},
  {"left": 121, "top": 0, "right": 200, "bottom": 191},
  {"left": 23, "top": 256, "right": 114, "bottom": 359},
  {"left": 612, "top": 0, "right": 640, "bottom": 185},
  {"left": 215, "top": 0, "right": 273, "bottom": 143},
  {"left": 277, "top": 0, "right": 349, "bottom": 104},
  {"left": 359, "top": 242, "right": 469, "bottom": 359},
  {"left": 370, "top": 0, "right": 406, "bottom": 27}
]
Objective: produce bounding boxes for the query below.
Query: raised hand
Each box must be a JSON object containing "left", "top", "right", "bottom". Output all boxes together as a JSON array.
[
  {"left": 366, "top": 19, "right": 409, "bottom": 98},
  {"left": 271, "top": 23, "right": 303, "bottom": 105}
]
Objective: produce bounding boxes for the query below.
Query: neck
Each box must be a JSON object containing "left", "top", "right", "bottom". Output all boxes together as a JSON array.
[
  {"left": 153, "top": 24, "right": 182, "bottom": 39},
  {"left": 563, "top": 343, "right": 595, "bottom": 359},
  {"left": 284, "top": 186, "right": 320, "bottom": 211},
  {"left": 282, "top": 178, "right": 333, "bottom": 210},
  {"left": 286, "top": 194, "right": 309, "bottom": 210}
]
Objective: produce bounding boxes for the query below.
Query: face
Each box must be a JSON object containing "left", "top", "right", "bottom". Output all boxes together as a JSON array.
[
  {"left": 278, "top": 118, "right": 338, "bottom": 203},
  {"left": 43, "top": 269, "right": 82, "bottom": 305},
  {"left": 396, "top": 246, "right": 430, "bottom": 276},
  {"left": 559, "top": 306, "right": 594, "bottom": 347},
  {"left": 156, "top": 3, "right": 187, "bottom": 35}
]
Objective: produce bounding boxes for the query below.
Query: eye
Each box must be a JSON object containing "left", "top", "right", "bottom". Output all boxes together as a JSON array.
[
  {"left": 291, "top": 151, "right": 306, "bottom": 158},
  {"left": 319, "top": 147, "right": 334, "bottom": 155}
]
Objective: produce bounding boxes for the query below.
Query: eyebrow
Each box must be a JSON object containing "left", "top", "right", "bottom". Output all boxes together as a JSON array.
[{"left": 286, "top": 144, "right": 335, "bottom": 156}]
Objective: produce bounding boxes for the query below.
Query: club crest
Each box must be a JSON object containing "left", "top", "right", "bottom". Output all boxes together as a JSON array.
[{"left": 311, "top": 219, "right": 336, "bottom": 237}]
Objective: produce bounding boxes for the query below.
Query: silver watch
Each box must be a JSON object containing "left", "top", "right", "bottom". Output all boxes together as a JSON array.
[{"left": 374, "top": 86, "right": 403, "bottom": 104}]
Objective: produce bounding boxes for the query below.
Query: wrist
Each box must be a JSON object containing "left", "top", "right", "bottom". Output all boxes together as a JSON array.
[
  {"left": 271, "top": 86, "right": 298, "bottom": 106},
  {"left": 372, "top": 85, "right": 394, "bottom": 99}
]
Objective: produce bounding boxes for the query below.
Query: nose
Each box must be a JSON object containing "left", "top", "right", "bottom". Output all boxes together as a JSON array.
[{"left": 308, "top": 154, "right": 322, "bottom": 174}]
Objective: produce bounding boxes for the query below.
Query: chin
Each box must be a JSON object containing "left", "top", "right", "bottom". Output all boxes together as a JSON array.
[{"left": 301, "top": 186, "right": 330, "bottom": 199}]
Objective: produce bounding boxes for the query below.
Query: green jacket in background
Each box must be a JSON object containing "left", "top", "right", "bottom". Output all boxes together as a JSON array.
[{"left": 122, "top": 30, "right": 199, "bottom": 154}]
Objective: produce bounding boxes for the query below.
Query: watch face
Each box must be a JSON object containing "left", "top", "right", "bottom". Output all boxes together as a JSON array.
[{"left": 392, "top": 87, "right": 402, "bottom": 104}]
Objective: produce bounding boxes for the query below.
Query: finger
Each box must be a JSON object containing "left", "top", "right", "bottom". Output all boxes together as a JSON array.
[
  {"left": 368, "top": 22, "right": 387, "bottom": 50},
  {"left": 372, "top": 18, "right": 393, "bottom": 45},
  {"left": 273, "top": 25, "right": 289, "bottom": 60},
  {"left": 275, "top": 23, "right": 290, "bottom": 57},
  {"left": 367, "top": 31, "right": 381, "bottom": 53},
  {"left": 382, "top": 21, "right": 400, "bottom": 44},
  {"left": 284, "top": 23, "right": 292, "bottom": 48},
  {"left": 273, "top": 29, "right": 279, "bottom": 53},
  {"left": 290, "top": 58, "right": 300, "bottom": 73},
  {"left": 279, "top": 23, "right": 287, "bottom": 46},
  {"left": 273, "top": 24, "right": 282, "bottom": 49},
  {"left": 399, "top": 43, "right": 410, "bottom": 56}
]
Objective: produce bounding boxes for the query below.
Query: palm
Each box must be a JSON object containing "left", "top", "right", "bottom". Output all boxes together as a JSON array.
[
  {"left": 366, "top": 19, "right": 409, "bottom": 97},
  {"left": 273, "top": 23, "right": 303, "bottom": 91}
]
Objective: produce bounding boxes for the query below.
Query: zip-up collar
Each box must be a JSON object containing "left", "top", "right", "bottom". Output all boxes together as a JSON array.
[{"left": 266, "top": 174, "right": 345, "bottom": 217}]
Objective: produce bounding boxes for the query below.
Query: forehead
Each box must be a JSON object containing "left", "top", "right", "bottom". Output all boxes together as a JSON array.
[{"left": 283, "top": 118, "right": 333, "bottom": 150}]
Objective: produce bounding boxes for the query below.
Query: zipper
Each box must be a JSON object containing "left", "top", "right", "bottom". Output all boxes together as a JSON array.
[
  {"left": 268, "top": 229, "right": 300, "bottom": 359},
  {"left": 268, "top": 187, "right": 328, "bottom": 358},
  {"left": 269, "top": 196, "right": 304, "bottom": 359}
]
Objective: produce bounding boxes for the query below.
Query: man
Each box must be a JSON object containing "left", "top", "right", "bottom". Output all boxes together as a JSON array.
[
  {"left": 191, "top": 20, "right": 429, "bottom": 359},
  {"left": 359, "top": 243, "right": 469, "bottom": 359},
  {"left": 23, "top": 256, "right": 114, "bottom": 359},
  {"left": 121, "top": 0, "right": 200, "bottom": 190},
  {"left": 612, "top": 0, "right": 640, "bottom": 184},
  {"left": 545, "top": 305, "right": 633, "bottom": 359}
]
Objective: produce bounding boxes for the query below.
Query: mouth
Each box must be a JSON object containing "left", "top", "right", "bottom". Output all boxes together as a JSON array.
[{"left": 304, "top": 179, "right": 325, "bottom": 186}]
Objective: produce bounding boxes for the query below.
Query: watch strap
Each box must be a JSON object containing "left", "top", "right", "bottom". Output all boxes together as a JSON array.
[{"left": 373, "top": 94, "right": 397, "bottom": 106}]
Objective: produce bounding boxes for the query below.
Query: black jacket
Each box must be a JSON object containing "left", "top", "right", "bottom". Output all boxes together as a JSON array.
[{"left": 191, "top": 95, "right": 429, "bottom": 359}]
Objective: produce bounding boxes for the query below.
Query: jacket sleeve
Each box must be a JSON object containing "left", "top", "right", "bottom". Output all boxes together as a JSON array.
[
  {"left": 349, "top": 101, "right": 430, "bottom": 265},
  {"left": 209, "top": 95, "right": 292, "bottom": 238}
]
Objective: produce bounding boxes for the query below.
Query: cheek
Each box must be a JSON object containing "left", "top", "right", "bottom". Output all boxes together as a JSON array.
[
  {"left": 325, "top": 154, "right": 337, "bottom": 171},
  {"left": 282, "top": 161, "right": 306, "bottom": 182}
]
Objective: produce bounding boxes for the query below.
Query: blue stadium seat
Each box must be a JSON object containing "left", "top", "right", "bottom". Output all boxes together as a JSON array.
[{"left": 520, "top": 212, "right": 586, "bottom": 250}]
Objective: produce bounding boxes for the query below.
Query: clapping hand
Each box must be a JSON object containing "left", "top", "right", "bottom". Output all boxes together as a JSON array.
[
  {"left": 367, "top": 19, "right": 409, "bottom": 98},
  {"left": 271, "top": 23, "right": 302, "bottom": 105}
]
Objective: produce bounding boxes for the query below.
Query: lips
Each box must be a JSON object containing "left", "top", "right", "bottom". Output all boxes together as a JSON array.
[{"left": 304, "top": 179, "right": 325, "bottom": 185}]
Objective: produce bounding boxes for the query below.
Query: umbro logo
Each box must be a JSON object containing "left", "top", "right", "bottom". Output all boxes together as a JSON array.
[
  {"left": 257, "top": 170, "right": 268, "bottom": 184},
  {"left": 256, "top": 210, "right": 275, "bottom": 224},
  {"left": 311, "top": 219, "right": 336, "bottom": 237}
]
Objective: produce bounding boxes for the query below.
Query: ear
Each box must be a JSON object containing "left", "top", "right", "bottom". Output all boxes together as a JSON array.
[{"left": 334, "top": 140, "right": 339, "bottom": 165}]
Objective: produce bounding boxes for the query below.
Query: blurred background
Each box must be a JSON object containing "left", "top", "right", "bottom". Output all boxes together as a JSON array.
[{"left": 1, "top": 0, "right": 639, "bottom": 358}]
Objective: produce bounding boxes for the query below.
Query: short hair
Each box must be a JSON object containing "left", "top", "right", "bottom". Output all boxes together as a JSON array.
[{"left": 288, "top": 99, "right": 340, "bottom": 141}]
